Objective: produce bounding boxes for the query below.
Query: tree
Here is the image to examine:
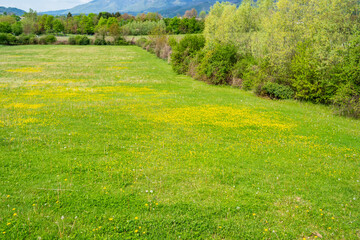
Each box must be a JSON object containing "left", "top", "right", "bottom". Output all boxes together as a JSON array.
[
  {"left": 53, "top": 19, "right": 64, "bottom": 34},
  {"left": 184, "top": 8, "right": 198, "bottom": 18},
  {"left": 199, "top": 11, "right": 207, "bottom": 19},
  {"left": 11, "top": 21, "right": 23, "bottom": 35}
]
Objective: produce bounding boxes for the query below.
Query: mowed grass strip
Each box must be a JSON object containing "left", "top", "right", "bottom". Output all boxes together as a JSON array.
[{"left": 0, "top": 45, "right": 359, "bottom": 239}]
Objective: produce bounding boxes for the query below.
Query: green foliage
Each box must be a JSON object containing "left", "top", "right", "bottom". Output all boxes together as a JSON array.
[
  {"left": 170, "top": 35, "right": 205, "bottom": 74},
  {"left": 69, "top": 35, "right": 91, "bottom": 45},
  {"left": 122, "top": 20, "right": 166, "bottom": 36},
  {"left": 17, "top": 34, "right": 38, "bottom": 45},
  {"left": 94, "top": 38, "right": 107, "bottom": 45},
  {"left": 0, "top": 22, "right": 11, "bottom": 33},
  {"left": 11, "top": 22, "right": 23, "bottom": 36},
  {"left": 231, "top": 54, "right": 258, "bottom": 89},
  {"left": 197, "top": 44, "right": 237, "bottom": 85},
  {"left": 39, "top": 35, "right": 57, "bottom": 45},
  {"left": 0, "top": 33, "right": 16, "bottom": 45},
  {"left": 261, "top": 82, "right": 294, "bottom": 99}
]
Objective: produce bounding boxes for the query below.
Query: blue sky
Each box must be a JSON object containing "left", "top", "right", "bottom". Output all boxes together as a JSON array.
[{"left": 0, "top": 0, "right": 92, "bottom": 12}]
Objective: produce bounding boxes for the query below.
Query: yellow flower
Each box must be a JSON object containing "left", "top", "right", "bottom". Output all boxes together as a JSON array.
[
  {"left": 265, "top": 229, "right": 268, "bottom": 232},
  {"left": 331, "top": 217, "right": 335, "bottom": 220},
  {"left": 12, "top": 208, "right": 15, "bottom": 211},
  {"left": 13, "top": 213, "right": 17, "bottom": 216},
  {"left": 64, "top": 179, "right": 67, "bottom": 181},
  {"left": 7, "top": 223, "right": 11, "bottom": 226},
  {"left": 219, "top": 226, "right": 222, "bottom": 229},
  {"left": 143, "top": 232, "right": 146, "bottom": 234},
  {"left": 103, "top": 187, "right": 106, "bottom": 190},
  {"left": 135, "top": 230, "right": 138, "bottom": 233},
  {"left": 319, "top": 209, "right": 322, "bottom": 211},
  {"left": 109, "top": 218, "right": 113, "bottom": 221},
  {"left": 6, "top": 195, "right": 10, "bottom": 198},
  {"left": 328, "top": 227, "right": 331, "bottom": 230},
  {"left": 32, "top": 204, "right": 36, "bottom": 206},
  {"left": 252, "top": 213, "right": 256, "bottom": 216},
  {"left": 135, "top": 217, "right": 138, "bottom": 220},
  {"left": 2, "top": 232, "right": 5, "bottom": 234},
  {"left": 156, "top": 203, "right": 159, "bottom": 206},
  {"left": 139, "top": 226, "right": 141, "bottom": 229},
  {"left": 145, "top": 204, "right": 148, "bottom": 207}
]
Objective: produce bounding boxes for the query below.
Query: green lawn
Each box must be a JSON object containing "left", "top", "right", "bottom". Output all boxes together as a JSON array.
[{"left": 0, "top": 45, "right": 359, "bottom": 239}]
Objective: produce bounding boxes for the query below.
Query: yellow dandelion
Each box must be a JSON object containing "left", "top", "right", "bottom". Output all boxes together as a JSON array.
[
  {"left": 319, "top": 209, "right": 322, "bottom": 211},
  {"left": 145, "top": 204, "right": 148, "bottom": 207},
  {"left": 143, "top": 232, "right": 146, "bottom": 234},
  {"left": 109, "top": 218, "right": 113, "bottom": 221},
  {"left": 12, "top": 208, "right": 15, "bottom": 211},
  {"left": 7, "top": 223, "right": 11, "bottom": 226},
  {"left": 64, "top": 179, "right": 67, "bottom": 181},
  {"left": 2, "top": 232, "right": 5, "bottom": 234},
  {"left": 6, "top": 195, "right": 10, "bottom": 198},
  {"left": 156, "top": 203, "right": 159, "bottom": 206},
  {"left": 13, "top": 213, "right": 17, "bottom": 216},
  {"left": 103, "top": 187, "right": 106, "bottom": 190},
  {"left": 331, "top": 217, "right": 335, "bottom": 220},
  {"left": 135, "top": 229, "right": 138, "bottom": 233},
  {"left": 328, "top": 227, "right": 331, "bottom": 230},
  {"left": 253, "top": 213, "right": 256, "bottom": 216},
  {"left": 139, "top": 226, "right": 141, "bottom": 229},
  {"left": 219, "top": 226, "right": 222, "bottom": 229},
  {"left": 135, "top": 217, "right": 138, "bottom": 220},
  {"left": 265, "top": 229, "right": 268, "bottom": 232},
  {"left": 32, "top": 204, "right": 36, "bottom": 206}
]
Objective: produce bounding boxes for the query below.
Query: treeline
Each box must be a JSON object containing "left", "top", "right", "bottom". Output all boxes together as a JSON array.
[
  {"left": 0, "top": 9, "right": 204, "bottom": 37},
  {"left": 152, "top": 0, "right": 359, "bottom": 118}
]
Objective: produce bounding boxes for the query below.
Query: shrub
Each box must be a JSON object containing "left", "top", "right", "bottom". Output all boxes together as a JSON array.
[
  {"left": 69, "top": 35, "right": 90, "bottom": 45},
  {"left": 94, "top": 38, "right": 107, "bottom": 45},
  {"left": 231, "top": 54, "right": 258, "bottom": 89},
  {"left": 18, "top": 34, "right": 38, "bottom": 45},
  {"left": 197, "top": 44, "right": 237, "bottom": 85},
  {"left": 261, "top": 82, "right": 294, "bottom": 100},
  {"left": 0, "top": 33, "right": 17, "bottom": 45},
  {"left": 170, "top": 35, "right": 205, "bottom": 74},
  {"left": 76, "top": 35, "right": 90, "bottom": 45},
  {"left": 39, "top": 35, "right": 57, "bottom": 45},
  {"left": 135, "top": 37, "right": 148, "bottom": 48},
  {"left": 332, "top": 84, "right": 360, "bottom": 119},
  {"left": 114, "top": 37, "right": 128, "bottom": 46},
  {"left": 68, "top": 36, "right": 76, "bottom": 45}
]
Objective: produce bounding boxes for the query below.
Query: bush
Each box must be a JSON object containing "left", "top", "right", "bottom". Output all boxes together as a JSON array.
[
  {"left": 0, "top": 33, "right": 17, "bottom": 45},
  {"left": 170, "top": 35, "right": 205, "bottom": 74},
  {"left": 18, "top": 34, "right": 38, "bottom": 45},
  {"left": 197, "top": 44, "right": 237, "bottom": 85},
  {"left": 231, "top": 54, "right": 258, "bottom": 89},
  {"left": 135, "top": 37, "right": 148, "bottom": 48},
  {"left": 332, "top": 84, "right": 360, "bottom": 118},
  {"left": 114, "top": 37, "right": 128, "bottom": 46},
  {"left": 94, "top": 38, "right": 107, "bottom": 45},
  {"left": 39, "top": 35, "right": 57, "bottom": 45},
  {"left": 261, "top": 82, "right": 294, "bottom": 100},
  {"left": 76, "top": 35, "right": 90, "bottom": 45},
  {"left": 69, "top": 35, "right": 90, "bottom": 45}
]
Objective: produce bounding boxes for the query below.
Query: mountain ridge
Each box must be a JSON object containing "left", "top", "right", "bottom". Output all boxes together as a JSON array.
[
  {"left": 0, "top": 6, "right": 26, "bottom": 15},
  {"left": 42, "top": 0, "right": 242, "bottom": 17}
]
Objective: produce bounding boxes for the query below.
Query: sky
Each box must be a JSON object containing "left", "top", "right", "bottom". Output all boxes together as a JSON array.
[{"left": 0, "top": 0, "right": 92, "bottom": 12}]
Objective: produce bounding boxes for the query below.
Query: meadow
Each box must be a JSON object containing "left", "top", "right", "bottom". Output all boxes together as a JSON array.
[{"left": 0, "top": 45, "right": 359, "bottom": 239}]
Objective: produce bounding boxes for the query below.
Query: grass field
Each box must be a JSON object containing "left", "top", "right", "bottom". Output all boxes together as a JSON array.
[{"left": 0, "top": 45, "right": 359, "bottom": 239}]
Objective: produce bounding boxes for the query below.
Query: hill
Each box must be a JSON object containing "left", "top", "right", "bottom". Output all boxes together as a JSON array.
[
  {"left": 42, "top": 0, "right": 242, "bottom": 17},
  {"left": 0, "top": 6, "right": 26, "bottom": 15}
]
